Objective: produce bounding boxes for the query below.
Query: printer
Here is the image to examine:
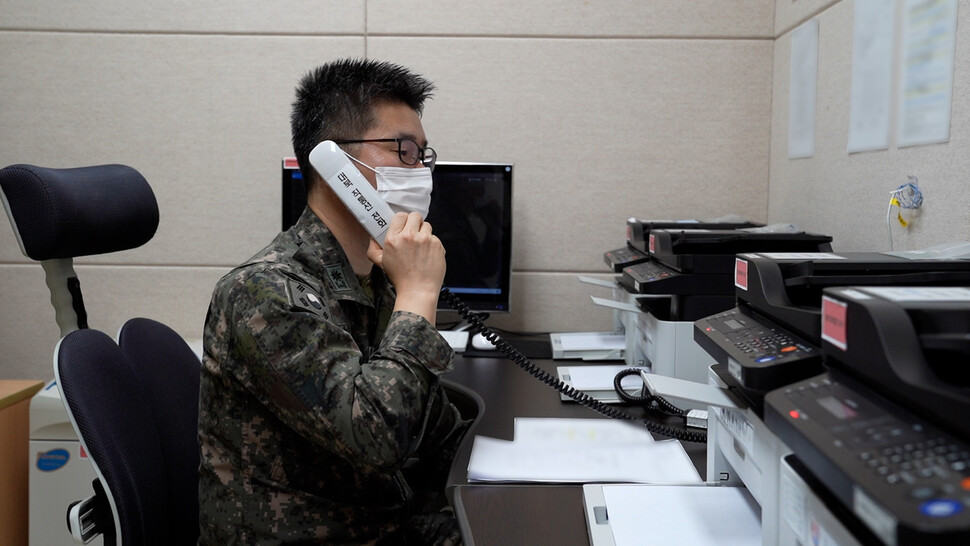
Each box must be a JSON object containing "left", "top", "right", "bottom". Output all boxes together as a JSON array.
[
  {"left": 694, "top": 251, "right": 970, "bottom": 414},
  {"left": 29, "top": 382, "right": 100, "bottom": 546},
  {"left": 604, "top": 217, "right": 761, "bottom": 273},
  {"left": 623, "top": 226, "right": 833, "bottom": 322},
  {"left": 601, "top": 224, "right": 832, "bottom": 383},
  {"left": 765, "top": 286, "right": 970, "bottom": 545}
]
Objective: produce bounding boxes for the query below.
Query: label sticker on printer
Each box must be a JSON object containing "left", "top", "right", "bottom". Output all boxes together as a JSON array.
[
  {"left": 734, "top": 258, "right": 749, "bottom": 291},
  {"left": 821, "top": 296, "right": 848, "bottom": 351},
  {"left": 648, "top": 233, "right": 656, "bottom": 254},
  {"left": 36, "top": 448, "right": 70, "bottom": 472},
  {"left": 853, "top": 487, "right": 897, "bottom": 546}
]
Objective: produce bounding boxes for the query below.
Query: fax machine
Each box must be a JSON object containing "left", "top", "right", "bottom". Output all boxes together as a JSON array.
[
  {"left": 621, "top": 226, "right": 833, "bottom": 322},
  {"left": 600, "top": 225, "right": 831, "bottom": 383},
  {"left": 764, "top": 286, "right": 970, "bottom": 545},
  {"left": 694, "top": 251, "right": 970, "bottom": 415},
  {"left": 604, "top": 217, "right": 760, "bottom": 272}
]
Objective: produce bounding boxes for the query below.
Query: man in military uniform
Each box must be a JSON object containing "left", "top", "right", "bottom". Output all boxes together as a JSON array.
[{"left": 198, "top": 59, "right": 470, "bottom": 545}]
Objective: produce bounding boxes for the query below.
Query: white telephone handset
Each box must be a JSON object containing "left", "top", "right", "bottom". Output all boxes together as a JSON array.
[{"left": 308, "top": 140, "right": 395, "bottom": 246}]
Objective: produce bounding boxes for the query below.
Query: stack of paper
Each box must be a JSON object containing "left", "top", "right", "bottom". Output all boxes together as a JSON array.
[
  {"left": 583, "top": 484, "right": 761, "bottom": 545},
  {"left": 551, "top": 331, "right": 626, "bottom": 360},
  {"left": 557, "top": 365, "right": 649, "bottom": 403},
  {"left": 466, "top": 418, "right": 701, "bottom": 484}
]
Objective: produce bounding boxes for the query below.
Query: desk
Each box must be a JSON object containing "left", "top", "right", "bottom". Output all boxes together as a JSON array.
[
  {"left": 443, "top": 355, "right": 706, "bottom": 545},
  {"left": 0, "top": 380, "right": 45, "bottom": 546}
]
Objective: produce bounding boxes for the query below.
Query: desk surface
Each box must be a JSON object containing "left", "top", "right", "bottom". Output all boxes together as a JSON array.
[
  {"left": 454, "top": 485, "right": 588, "bottom": 546},
  {"left": 0, "top": 380, "right": 44, "bottom": 411},
  {"left": 442, "top": 354, "right": 706, "bottom": 545}
]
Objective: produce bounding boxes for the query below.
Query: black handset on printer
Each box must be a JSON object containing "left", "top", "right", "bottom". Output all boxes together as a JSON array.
[{"left": 309, "top": 140, "right": 706, "bottom": 443}]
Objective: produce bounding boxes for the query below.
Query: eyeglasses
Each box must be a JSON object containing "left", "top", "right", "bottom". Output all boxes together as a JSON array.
[{"left": 334, "top": 138, "right": 437, "bottom": 171}]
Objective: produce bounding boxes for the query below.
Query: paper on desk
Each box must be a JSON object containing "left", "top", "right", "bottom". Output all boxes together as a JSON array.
[
  {"left": 557, "top": 332, "right": 626, "bottom": 351},
  {"left": 466, "top": 435, "right": 701, "bottom": 484},
  {"left": 600, "top": 484, "right": 760, "bottom": 545},
  {"left": 513, "top": 417, "right": 655, "bottom": 445},
  {"left": 566, "top": 365, "right": 648, "bottom": 391}
]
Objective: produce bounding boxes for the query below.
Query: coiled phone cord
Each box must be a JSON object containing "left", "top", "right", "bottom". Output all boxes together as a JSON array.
[
  {"left": 440, "top": 288, "right": 707, "bottom": 444},
  {"left": 611, "top": 367, "right": 690, "bottom": 417}
]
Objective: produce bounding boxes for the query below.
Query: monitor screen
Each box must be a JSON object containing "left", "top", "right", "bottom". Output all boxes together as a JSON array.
[{"left": 282, "top": 159, "right": 514, "bottom": 314}]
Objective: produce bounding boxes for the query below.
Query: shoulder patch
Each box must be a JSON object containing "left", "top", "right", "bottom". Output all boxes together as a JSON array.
[
  {"left": 324, "top": 264, "right": 352, "bottom": 292},
  {"left": 286, "top": 279, "right": 330, "bottom": 319}
]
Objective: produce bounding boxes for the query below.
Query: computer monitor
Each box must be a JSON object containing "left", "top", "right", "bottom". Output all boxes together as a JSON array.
[{"left": 282, "top": 159, "right": 514, "bottom": 313}]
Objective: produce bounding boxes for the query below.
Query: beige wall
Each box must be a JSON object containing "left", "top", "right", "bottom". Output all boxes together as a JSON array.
[
  {"left": 1, "top": 1, "right": 776, "bottom": 380},
  {"left": 770, "top": 0, "right": 970, "bottom": 250}
]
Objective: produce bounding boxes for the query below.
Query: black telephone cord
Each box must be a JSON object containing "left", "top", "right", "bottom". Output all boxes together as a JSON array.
[
  {"left": 612, "top": 367, "right": 690, "bottom": 417},
  {"left": 440, "top": 288, "right": 707, "bottom": 444}
]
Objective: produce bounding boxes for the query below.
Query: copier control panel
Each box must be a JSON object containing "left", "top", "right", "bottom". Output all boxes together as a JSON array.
[
  {"left": 767, "top": 373, "right": 970, "bottom": 545},
  {"left": 695, "top": 307, "right": 821, "bottom": 395}
]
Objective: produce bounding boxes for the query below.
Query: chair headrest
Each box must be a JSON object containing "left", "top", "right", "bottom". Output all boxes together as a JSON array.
[{"left": 0, "top": 164, "right": 159, "bottom": 260}]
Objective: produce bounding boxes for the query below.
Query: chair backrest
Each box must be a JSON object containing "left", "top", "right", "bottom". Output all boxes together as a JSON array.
[
  {"left": 55, "top": 328, "right": 171, "bottom": 546},
  {"left": 56, "top": 320, "right": 202, "bottom": 546},
  {"left": 117, "top": 317, "right": 201, "bottom": 545}
]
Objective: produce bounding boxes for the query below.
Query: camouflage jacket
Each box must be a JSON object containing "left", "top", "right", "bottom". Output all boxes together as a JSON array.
[{"left": 198, "top": 208, "right": 467, "bottom": 545}]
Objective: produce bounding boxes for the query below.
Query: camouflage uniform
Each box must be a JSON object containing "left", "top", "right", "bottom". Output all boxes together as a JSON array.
[{"left": 198, "top": 208, "right": 469, "bottom": 545}]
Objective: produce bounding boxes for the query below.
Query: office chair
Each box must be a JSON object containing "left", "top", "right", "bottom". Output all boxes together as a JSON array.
[
  {"left": 0, "top": 164, "right": 201, "bottom": 545},
  {"left": 116, "top": 317, "right": 201, "bottom": 545}
]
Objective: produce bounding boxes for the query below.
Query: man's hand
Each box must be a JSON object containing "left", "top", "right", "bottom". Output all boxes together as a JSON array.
[{"left": 367, "top": 212, "right": 446, "bottom": 324}]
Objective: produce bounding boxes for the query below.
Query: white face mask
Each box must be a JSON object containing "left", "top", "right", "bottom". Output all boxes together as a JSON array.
[{"left": 346, "top": 154, "right": 433, "bottom": 219}]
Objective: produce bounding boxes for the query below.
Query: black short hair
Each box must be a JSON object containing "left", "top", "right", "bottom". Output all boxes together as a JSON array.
[{"left": 290, "top": 58, "right": 435, "bottom": 186}]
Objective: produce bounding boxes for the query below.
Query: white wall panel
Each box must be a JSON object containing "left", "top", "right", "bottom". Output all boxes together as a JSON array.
[
  {"left": 370, "top": 37, "right": 774, "bottom": 272},
  {"left": 773, "top": 0, "right": 840, "bottom": 36},
  {"left": 0, "top": 1, "right": 364, "bottom": 34},
  {"left": 0, "top": 264, "right": 226, "bottom": 380},
  {"left": 368, "top": 0, "right": 774, "bottom": 38},
  {"left": 768, "top": 1, "right": 970, "bottom": 251},
  {"left": 467, "top": 272, "right": 617, "bottom": 335},
  {"left": 0, "top": 266, "right": 58, "bottom": 380},
  {"left": 0, "top": 33, "right": 365, "bottom": 266}
]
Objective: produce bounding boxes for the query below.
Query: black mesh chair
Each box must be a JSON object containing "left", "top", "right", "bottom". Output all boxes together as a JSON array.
[
  {"left": 116, "top": 317, "right": 201, "bottom": 545},
  {"left": 0, "top": 164, "right": 200, "bottom": 545}
]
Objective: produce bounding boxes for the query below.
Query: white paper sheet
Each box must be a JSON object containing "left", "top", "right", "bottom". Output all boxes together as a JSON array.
[
  {"left": 898, "top": 0, "right": 958, "bottom": 147},
  {"left": 467, "top": 435, "right": 701, "bottom": 484},
  {"left": 751, "top": 252, "right": 847, "bottom": 260},
  {"left": 566, "top": 365, "right": 648, "bottom": 390},
  {"left": 861, "top": 286, "right": 970, "bottom": 302},
  {"left": 558, "top": 332, "right": 626, "bottom": 352},
  {"left": 848, "top": 0, "right": 896, "bottom": 153},
  {"left": 596, "top": 484, "right": 761, "bottom": 546},
  {"left": 513, "top": 417, "right": 655, "bottom": 445},
  {"left": 788, "top": 18, "right": 819, "bottom": 159}
]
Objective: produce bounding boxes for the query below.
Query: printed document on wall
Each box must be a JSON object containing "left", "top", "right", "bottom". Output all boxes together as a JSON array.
[
  {"left": 788, "top": 18, "right": 819, "bottom": 159},
  {"left": 848, "top": 0, "right": 896, "bottom": 153},
  {"left": 897, "top": 0, "right": 958, "bottom": 147}
]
